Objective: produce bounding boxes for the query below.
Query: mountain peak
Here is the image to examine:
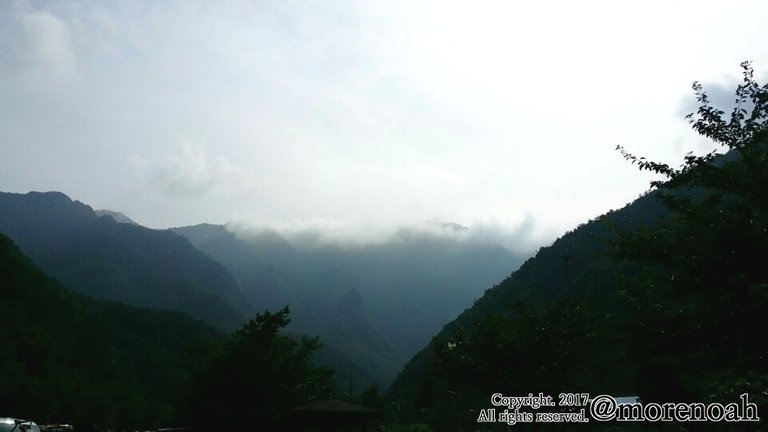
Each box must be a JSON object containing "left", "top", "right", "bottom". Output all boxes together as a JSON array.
[
  {"left": 95, "top": 210, "right": 138, "bottom": 225},
  {"left": 26, "top": 190, "right": 72, "bottom": 202},
  {"left": 336, "top": 288, "right": 366, "bottom": 323}
]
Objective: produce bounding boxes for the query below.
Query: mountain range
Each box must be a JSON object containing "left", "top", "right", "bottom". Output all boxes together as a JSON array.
[
  {"left": 172, "top": 222, "right": 524, "bottom": 385},
  {"left": 0, "top": 190, "right": 524, "bottom": 388},
  {"left": 0, "top": 191, "right": 251, "bottom": 330}
]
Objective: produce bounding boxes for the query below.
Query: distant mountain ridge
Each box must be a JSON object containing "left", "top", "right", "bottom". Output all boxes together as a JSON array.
[
  {"left": 0, "top": 191, "right": 251, "bottom": 330},
  {"left": 95, "top": 209, "right": 138, "bottom": 225},
  {"left": 387, "top": 191, "right": 668, "bottom": 402},
  {"left": 173, "top": 222, "right": 526, "bottom": 386}
]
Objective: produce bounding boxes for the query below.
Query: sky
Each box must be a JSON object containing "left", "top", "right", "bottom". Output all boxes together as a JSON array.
[{"left": 1, "top": 0, "right": 767, "bottom": 250}]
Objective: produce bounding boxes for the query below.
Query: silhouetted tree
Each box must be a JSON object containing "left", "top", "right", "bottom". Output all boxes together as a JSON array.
[
  {"left": 187, "top": 306, "right": 334, "bottom": 431},
  {"left": 615, "top": 61, "right": 768, "bottom": 414}
]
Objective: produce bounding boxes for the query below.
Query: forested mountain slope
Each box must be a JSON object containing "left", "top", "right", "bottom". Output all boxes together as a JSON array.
[
  {"left": 0, "top": 232, "right": 223, "bottom": 428},
  {"left": 388, "top": 65, "right": 768, "bottom": 429},
  {"left": 0, "top": 191, "right": 250, "bottom": 330}
]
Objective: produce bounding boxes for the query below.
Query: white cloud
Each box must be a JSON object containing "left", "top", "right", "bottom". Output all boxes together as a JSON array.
[
  {"left": 14, "top": 8, "right": 75, "bottom": 81},
  {"left": 23, "top": 11, "right": 73, "bottom": 65},
  {"left": 133, "top": 141, "right": 254, "bottom": 198},
  {"left": 227, "top": 214, "right": 543, "bottom": 255}
]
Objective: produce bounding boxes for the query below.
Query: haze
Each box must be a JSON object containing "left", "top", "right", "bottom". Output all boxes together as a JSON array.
[{"left": 2, "top": 0, "right": 767, "bottom": 247}]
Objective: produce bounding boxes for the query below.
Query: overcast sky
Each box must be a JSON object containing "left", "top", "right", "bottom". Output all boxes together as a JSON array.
[{"left": 1, "top": 0, "right": 767, "bottom": 249}]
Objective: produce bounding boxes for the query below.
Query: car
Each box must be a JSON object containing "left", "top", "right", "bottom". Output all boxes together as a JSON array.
[
  {"left": 40, "top": 425, "right": 73, "bottom": 432},
  {"left": 0, "top": 418, "right": 41, "bottom": 432},
  {"left": 155, "top": 428, "right": 199, "bottom": 432}
]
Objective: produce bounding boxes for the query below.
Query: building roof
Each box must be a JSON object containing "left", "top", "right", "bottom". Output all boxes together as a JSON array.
[{"left": 293, "top": 399, "right": 379, "bottom": 414}]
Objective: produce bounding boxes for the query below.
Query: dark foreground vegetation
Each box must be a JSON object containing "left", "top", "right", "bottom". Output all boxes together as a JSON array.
[
  {"left": 0, "top": 232, "right": 342, "bottom": 430},
  {"left": 1, "top": 63, "right": 766, "bottom": 431},
  {"left": 387, "top": 63, "right": 768, "bottom": 430}
]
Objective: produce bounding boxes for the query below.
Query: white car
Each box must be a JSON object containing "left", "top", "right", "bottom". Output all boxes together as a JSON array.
[{"left": 0, "top": 418, "right": 41, "bottom": 432}]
